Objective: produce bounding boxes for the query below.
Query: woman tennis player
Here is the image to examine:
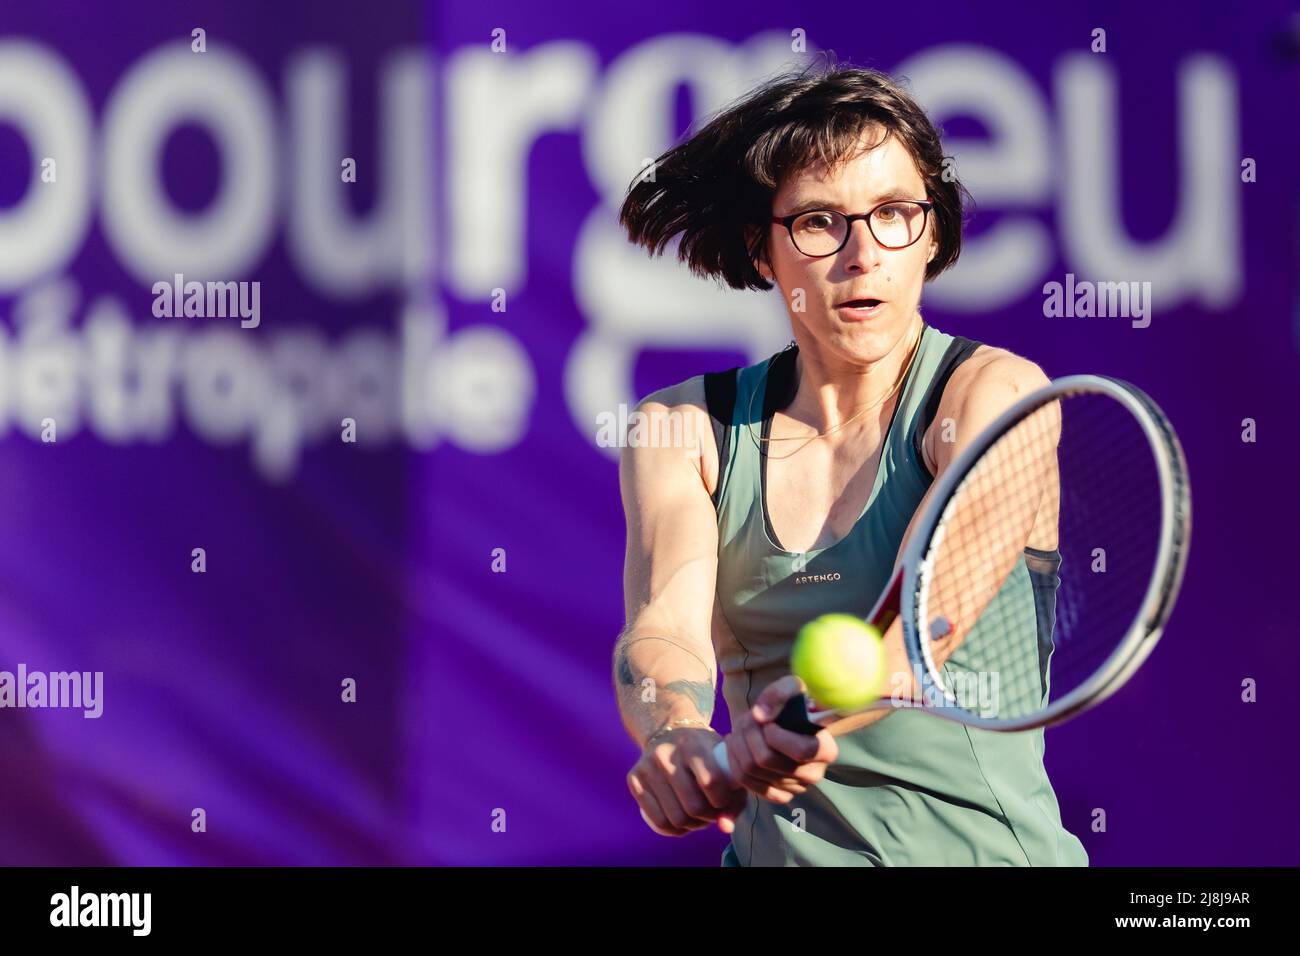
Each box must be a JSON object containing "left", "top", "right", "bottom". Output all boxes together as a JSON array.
[{"left": 612, "top": 59, "right": 1087, "bottom": 866}]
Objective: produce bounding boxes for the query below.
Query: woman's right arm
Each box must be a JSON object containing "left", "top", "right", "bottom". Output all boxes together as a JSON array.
[{"left": 614, "top": 377, "right": 745, "bottom": 835}]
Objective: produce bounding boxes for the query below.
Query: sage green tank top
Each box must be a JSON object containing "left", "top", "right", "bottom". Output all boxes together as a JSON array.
[{"left": 709, "top": 323, "right": 1088, "bottom": 866}]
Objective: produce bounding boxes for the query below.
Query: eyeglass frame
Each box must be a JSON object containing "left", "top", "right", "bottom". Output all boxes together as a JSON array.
[{"left": 770, "top": 198, "right": 935, "bottom": 258}]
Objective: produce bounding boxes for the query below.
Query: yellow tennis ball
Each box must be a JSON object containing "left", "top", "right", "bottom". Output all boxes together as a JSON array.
[{"left": 790, "top": 614, "right": 886, "bottom": 711}]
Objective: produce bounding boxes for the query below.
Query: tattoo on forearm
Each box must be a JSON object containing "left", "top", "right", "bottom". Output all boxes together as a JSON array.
[
  {"left": 615, "top": 631, "right": 716, "bottom": 725},
  {"left": 664, "top": 679, "right": 715, "bottom": 720},
  {"left": 616, "top": 643, "right": 636, "bottom": 687}
]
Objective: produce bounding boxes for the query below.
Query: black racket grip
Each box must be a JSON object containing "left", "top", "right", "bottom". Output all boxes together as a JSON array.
[{"left": 774, "top": 696, "right": 823, "bottom": 736}]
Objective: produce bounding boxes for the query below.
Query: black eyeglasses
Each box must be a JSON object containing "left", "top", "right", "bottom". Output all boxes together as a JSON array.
[{"left": 771, "top": 199, "right": 934, "bottom": 257}]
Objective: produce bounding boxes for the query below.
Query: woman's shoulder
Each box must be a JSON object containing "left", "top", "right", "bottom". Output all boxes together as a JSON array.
[
  {"left": 634, "top": 374, "right": 707, "bottom": 418},
  {"left": 630, "top": 374, "right": 720, "bottom": 498},
  {"left": 915, "top": 330, "right": 1050, "bottom": 475},
  {"left": 942, "top": 343, "right": 1050, "bottom": 399},
  {"left": 920, "top": 324, "right": 1046, "bottom": 396}
]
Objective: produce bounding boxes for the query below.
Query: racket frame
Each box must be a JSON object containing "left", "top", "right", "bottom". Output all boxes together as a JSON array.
[{"left": 898, "top": 374, "right": 1191, "bottom": 731}]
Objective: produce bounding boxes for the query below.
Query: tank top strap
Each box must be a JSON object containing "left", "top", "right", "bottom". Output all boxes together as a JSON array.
[
  {"left": 711, "top": 323, "right": 983, "bottom": 540},
  {"left": 886, "top": 323, "right": 962, "bottom": 477},
  {"left": 712, "top": 347, "right": 779, "bottom": 538}
]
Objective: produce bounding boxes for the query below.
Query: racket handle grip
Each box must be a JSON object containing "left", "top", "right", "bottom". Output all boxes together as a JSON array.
[
  {"left": 712, "top": 739, "right": 731, "bottom": 776},
  {"left": 711, "top": 696, "right": 824, "bottom": 777}
]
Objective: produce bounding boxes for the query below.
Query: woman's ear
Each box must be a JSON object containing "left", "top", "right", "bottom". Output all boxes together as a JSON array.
[{"left": 746, "top": 225, "right": 776, "bottom": 282}]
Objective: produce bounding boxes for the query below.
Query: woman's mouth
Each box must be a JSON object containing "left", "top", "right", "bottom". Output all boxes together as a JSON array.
[{"left": 836, "top": 299, "right": 886, "bottom": 320}]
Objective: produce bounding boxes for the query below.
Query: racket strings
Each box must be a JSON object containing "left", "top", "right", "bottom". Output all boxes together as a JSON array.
[{"left": 918, "top": 393, "right": 1164, "bottom": 721}]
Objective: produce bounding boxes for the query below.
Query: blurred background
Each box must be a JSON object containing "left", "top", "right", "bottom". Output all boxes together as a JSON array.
[{"left": 0, "top": 0, "right": 1296, "bottom": 865}]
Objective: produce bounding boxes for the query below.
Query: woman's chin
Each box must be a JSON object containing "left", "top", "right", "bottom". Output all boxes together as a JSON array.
[
  {"left": 796, "top": 310, "right": 916, "bottom": 363},
  {"left": 830, "top": 323, "right": 902, "bottom": 360}
]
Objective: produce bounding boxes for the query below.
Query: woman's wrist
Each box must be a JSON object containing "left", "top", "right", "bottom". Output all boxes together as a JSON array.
[{"left": 643, "top": 716, "right": 714, "bottom": 748}]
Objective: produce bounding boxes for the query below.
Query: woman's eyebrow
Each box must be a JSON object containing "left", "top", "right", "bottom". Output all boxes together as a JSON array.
[{"left": 781, "top": 187, "right": 916, "bottom": 216}]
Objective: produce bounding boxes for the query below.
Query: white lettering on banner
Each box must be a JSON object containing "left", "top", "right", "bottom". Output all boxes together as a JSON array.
[
  {"left": 101, "top": 44, "right": 278, "bottom": 283},
  {"left": 895, "top": 46, "right": 1240, "bottom": 312},
  {"left": 445, "top": 41, "right": 598, "bottom": 298},
  {"left": 893, "top": 46, "right": 1054, "bottom": 311},
  {"left": 286, "top": 50, "right": 435, "bottom": 295},
  {"left": 0, "top": 36, "right": 1244, "bottom": 475},
  {"left": 0, "top": 281, "right": 534, "bottom": 482},
  {"left": 0, "top": 40, "right": 94, "bottom": 287},
  {"left": 1055, "top": 53, "right": 1240, "bottom": 308}
]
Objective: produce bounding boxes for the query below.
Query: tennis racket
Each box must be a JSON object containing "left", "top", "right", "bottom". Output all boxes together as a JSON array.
[{"left": 713, "top": 374, "right": 1190, "bottom": 774}]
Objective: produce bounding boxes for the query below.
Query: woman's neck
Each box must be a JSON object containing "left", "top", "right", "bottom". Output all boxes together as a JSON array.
[{"left": 785, "top": 314, "right": 924, "bottom": 432}]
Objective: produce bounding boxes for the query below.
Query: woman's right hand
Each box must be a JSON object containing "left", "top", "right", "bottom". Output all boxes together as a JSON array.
[{"left": 628, "top": 726, "right": 749, "bottom": 836}]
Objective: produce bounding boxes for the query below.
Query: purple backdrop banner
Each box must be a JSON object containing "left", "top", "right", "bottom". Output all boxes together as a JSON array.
[{"left": 0, "top": 0, "right": 1297, "bottom": 865}]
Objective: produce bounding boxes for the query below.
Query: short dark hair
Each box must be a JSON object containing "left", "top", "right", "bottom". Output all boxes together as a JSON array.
[{"left": 618, "top": 56, "right": 971, "bottom": 291}]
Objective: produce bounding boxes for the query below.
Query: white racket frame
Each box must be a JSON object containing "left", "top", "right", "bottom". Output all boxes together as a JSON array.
[{"left": 903, "top": 374, "right": 1191, "bottom": 731}]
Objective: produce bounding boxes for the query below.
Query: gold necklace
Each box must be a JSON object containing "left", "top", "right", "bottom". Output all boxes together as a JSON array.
[{"left": 744, "top": 323, "right": 923, "bottom": 461}]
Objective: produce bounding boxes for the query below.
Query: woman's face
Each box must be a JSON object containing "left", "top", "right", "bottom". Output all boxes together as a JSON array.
[{"left": 760, "top": 127, "right": 938, "bottom": 365}]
